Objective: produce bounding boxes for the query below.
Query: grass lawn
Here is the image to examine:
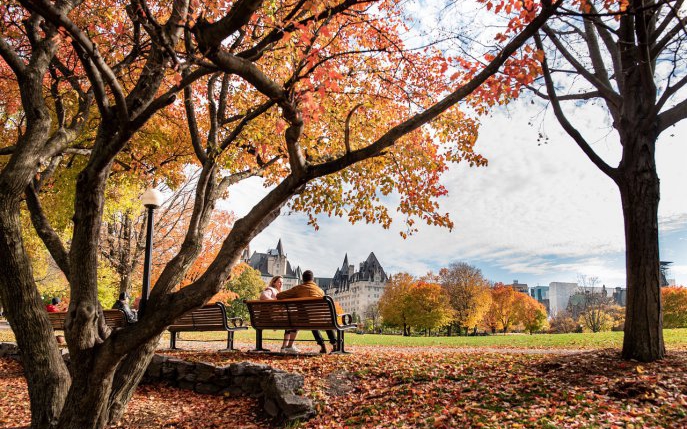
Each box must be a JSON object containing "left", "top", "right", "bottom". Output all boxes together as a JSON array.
[
  {"left": 1, "top": 323, "right": 686, "bottom": 428},
  {"left": 2, "top": 326, "right": 686, "bottom": 350}
]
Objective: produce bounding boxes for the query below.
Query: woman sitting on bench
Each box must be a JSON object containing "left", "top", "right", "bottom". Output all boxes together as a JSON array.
[{"left": 260, "top": 276, "right": 298, "bottom": 353}]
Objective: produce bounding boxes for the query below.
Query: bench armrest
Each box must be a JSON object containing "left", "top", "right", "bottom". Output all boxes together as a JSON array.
[
  {"left": 339, "top": 313, "right": 354, "bottom": 326},
  {"left": 228, "top": 317, "right": 244, "bottom": 328}
]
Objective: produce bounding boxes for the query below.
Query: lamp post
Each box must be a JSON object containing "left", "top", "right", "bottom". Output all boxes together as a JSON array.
[{"left": 139, "top": 188, "right": 163, "bottom": 318}]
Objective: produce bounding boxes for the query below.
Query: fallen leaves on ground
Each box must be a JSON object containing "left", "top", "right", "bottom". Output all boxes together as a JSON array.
[{"left": 1, "top": 346, "right": 686, "bottom": 428}]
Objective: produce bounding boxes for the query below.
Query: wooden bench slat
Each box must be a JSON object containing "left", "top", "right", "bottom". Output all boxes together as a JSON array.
[
  {"left": 244, "top": 296, "right": 357, "bottom": 353},
  {"left": 47, "top": 309, "right": 129, "bottom": 332},
  {"left": 167, "top": 302, "right": 247, "bottom": 351}
]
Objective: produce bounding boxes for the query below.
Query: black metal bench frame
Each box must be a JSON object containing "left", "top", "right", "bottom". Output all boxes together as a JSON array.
[
  {"left": 244, "top": 296, "right": 356, "bottom": 354},
  {"left": 167, "top": 302, "right": 247, "bottom": 351}
]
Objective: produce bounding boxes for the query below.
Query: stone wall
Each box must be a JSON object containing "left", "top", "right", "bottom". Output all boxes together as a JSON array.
[{"left": 0, "top": 342, "right": 315, "bottom": 424}]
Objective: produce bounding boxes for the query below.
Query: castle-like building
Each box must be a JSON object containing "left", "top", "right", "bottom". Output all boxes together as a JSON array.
[
  {"left": 243, "top": 239, "right": 302, "bottom": 290},
  {"left": 318, "top": 252, "right": 388, "bottom": 320},
  {"left": 244, "top": 240, "right": 389, "bottom": 320}
]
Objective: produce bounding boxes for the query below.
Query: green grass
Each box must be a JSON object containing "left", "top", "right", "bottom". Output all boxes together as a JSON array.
[{"left": 3, "top": 327, "right": 685, "bottom": 350}]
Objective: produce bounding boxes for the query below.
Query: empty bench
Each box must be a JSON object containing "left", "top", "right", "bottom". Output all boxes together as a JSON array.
[
  {"left": 168, "top": 302, "right": 247, "bottom": 351},
  {"left": 47, "top": 308, "right": 130, "bottom": 331},
  {"left": 244, "top": 296, "right": 356, "bottom": 353}
]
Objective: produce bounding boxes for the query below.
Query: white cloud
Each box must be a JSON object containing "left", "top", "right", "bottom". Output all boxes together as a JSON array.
[{"left": 219, "top": 93, "right": 687, "bottom": 289}]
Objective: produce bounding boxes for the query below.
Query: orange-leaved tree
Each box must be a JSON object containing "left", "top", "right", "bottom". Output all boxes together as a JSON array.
[
  {"left": 0, "top": 0, "right": 561, "bottom": 427},
  {"left": 439, "top": 262, "right": 492, "bottom": 335},
  {"left": 378, "top": 272, "right": 417, "bottom": 336},
  {"left": 515, "top": 293, "right": 548, "bottom": 334},
  {"left": 407, "top": 280, "right": 454, "bottom": 334},
  {"left": 662, "top": 286, "right": 687, "bottom": 329},
  {"left": 486, "top": 284, "right": 520, "bottom": 334}
]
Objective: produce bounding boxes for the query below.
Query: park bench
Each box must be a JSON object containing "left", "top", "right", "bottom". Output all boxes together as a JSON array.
[
  {"left": 244, "top": 296, "right": 357, "bottom": 353},
  {"left": 167, "top": 302, "right": 247, "bottom": 351},
  {"left": 47, "top": 308, "right": 131, "bottom": 331}
]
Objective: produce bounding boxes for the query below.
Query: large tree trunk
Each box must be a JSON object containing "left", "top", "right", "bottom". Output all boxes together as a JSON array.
[
  {"left": 56, "top": 359, "right": 116, "bottom": 429},
  {"left": 0, "top": 201, "right": 71, "bottom": 428},
  {"left": 107, "top": 336, "right": 160, "bottom": 425},
  {"left": 619, "top": 132, "right": 665, "bottom": 362}
]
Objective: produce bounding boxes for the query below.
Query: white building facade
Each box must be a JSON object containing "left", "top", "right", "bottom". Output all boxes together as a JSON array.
[
  {"left": 319, "top": 253, "right": 388, "bottom": 320},
  {"left": 548, "top": 282, "right": 579, "bottom": 316}
]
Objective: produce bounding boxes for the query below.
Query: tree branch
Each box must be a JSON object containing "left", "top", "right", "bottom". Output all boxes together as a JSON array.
[
  {"left": 20, "top": 0, "right": 130, "bottom": 124},
  {"left": 657, "top": 98, "right": 687, "bottom": 133},
  {"left": 534, "top": 32, "right": 618, "bottom": 181},
  {"left": 542, "top": 24, "right": 622, "bottom": 108},
  {"left": 25, "top": 184, "right": 71, "bottom": 280},
  {"left": 0, "top": 36, "right": 27, "bottom": 76}
]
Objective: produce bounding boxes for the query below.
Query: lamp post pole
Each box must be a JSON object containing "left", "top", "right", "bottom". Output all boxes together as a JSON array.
[{"left": 140, "top": 188, "right": 163, "bottom": 318}]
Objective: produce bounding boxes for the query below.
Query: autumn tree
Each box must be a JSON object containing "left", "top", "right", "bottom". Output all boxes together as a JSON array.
[
  {"left": 439, "top": 262, "right": 492, "bottom": 335},
  {"left": 379, "top": 273, "right": 416, "bottom": 336},
  {"left": 662, "top": 286, "right": 687, "bottom": 328},
  {"left": 99, "top": 173, "right": 235, "bottom": 298},
  {"left": 0, "top": 0, "right": 560, "bottom": 427},
  {"left": 522, "top": 0, "right": 687, "bottom": 361},
  {"left": 406, "top": 281, "right": 454, "bottom": 334},
  {"left": 487, "top": 284, "right": 520, "bottom": 334},
  {"left": 363, "top": 302, "right": 381, "bottom": 333},
  {"left": 516, "top": 293, "right": 548, "bottom": 334},
  {"left": 567, "top": 276, "right": 616, "bottom": 333},
  {"left": 223, "top": 264, "right": 264, "bottom": 320}
]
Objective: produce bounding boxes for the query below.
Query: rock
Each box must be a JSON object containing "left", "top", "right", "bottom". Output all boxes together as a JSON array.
[
  {"left": 230, "top": 361, "right": 272, "bottom": 376},
  {"left": 195, "top": 382, "right": 221, "bottom": 395},
  {"left": 175, "top": 361, "right": 196, "bottom": 382},
  {"left": 195, "top": 362, "right": 218, "bottom": 383},
  {"left": 262, "top": 372, "right": 316, "bottom": 421}
]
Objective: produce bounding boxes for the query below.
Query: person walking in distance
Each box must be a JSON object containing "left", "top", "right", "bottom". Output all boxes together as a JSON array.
[{"left": 276, "top": 270, "right": 338, "bottom": 353}]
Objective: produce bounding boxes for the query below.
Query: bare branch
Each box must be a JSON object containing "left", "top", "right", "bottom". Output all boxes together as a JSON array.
[
  {"left": 657, "top": 98, "right": 687, "bottom": 133},
  {"left": 534, "top": 32, "right": 618, "bottom": 181},
  {"left": 542, "top": 24, "right": 622, "bottom": 108},
  {"left": 344, "top": 103, "right": 364, "bottom": 153}
]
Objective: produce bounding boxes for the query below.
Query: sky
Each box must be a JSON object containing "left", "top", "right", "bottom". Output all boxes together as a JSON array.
[
  {"left": 218, "top": 2, "right": 687, "bottom": 289},
  {"left": 219, "top": 97, "right": 687, "bottom": 288}
]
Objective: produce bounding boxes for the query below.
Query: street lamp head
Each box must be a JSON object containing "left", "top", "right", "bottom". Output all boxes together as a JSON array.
[{"left": 141, "top": 188, "right": 163, "bottom": 208}]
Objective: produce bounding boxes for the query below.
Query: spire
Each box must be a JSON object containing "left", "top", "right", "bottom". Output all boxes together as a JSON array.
[
  {"left": 276, "top": 239, "right": 284, "bottom": 256},
  {"left": 342, "top": 253, "right": 349, "bottom": 269}
]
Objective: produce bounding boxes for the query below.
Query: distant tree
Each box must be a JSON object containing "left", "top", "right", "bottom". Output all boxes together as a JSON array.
[
  {"left": 99, "top": 173, "right": 235, "bottom": 298},
  {"left": 488, "top": 285, "right": 520, "bottom": 334},
  {"left": 406, "top": 281, "right": 454, "bottom": 334},
  {"left": 549, "top": 310, "right": 578, "bottom": 334},
  {"left": 570, "top": 276, "right": 615, "bottom": 333},
  {"left": 662, "top": 286, "right": 687, "bottom": 328},
  {"left": 439, "top": 262, "right": 492, "bottom": 335},
  {"left": 224, "top": 264, "right": 264, "bottom": 320},
  {"left": 379, "top": 273, "right": 416, "bottom": 336},
  {"left": 516, "top": 294, "right": 548, "bottom": 334},
  {"left": 364, "top": 303, "right": 381, "bottom": 333}
]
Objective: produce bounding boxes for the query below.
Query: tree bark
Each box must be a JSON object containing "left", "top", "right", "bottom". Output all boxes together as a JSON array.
[
  {"left": 0, "top": 201, "right": 71, "bottom": 429},
  {"left": 56, "top": 359, "right": 115, "bottom": 429},
  {"left": 107, "top": 336, "right": 160, "bottom": 425},
  {"left": 619, "top": 133, "right": 665, "bottom": 361}
]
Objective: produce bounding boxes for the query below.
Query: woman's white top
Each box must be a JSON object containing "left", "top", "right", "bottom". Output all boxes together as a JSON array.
[{"left": 260, "top": 286, "right": 278, "bottom": 300}]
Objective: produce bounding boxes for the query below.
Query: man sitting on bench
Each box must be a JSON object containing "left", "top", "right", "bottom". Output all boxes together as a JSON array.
[{"left": 276, "top": 270, "right": 338, "bottom": 354}]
